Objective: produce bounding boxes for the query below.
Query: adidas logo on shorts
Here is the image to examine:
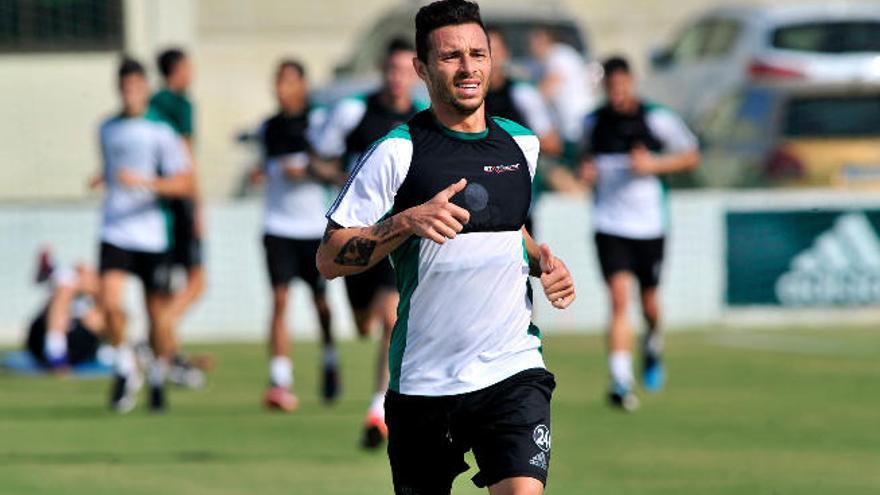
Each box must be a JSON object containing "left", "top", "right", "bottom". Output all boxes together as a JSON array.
[{"left": 529, "top": 451, "right": 548, "bottom": 470}]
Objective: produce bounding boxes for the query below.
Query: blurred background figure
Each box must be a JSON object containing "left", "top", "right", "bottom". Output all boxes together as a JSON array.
[
  {"left": 252, "top": 60, "right": 337, "bottom": 413},
  {"left": 578, "top": 56, "right": 700, "bottom": 411},
  {"left": 151, "top": 48, "right": 206, "bottom": 329},
  {"left": 486, "top": 28, "right": 562, "bottom": 235},
  {"left": 310, "top": 37, "right": 422, "bottom": 449},
  {"left": 528, "top": 26, "right": 597, "bottom": 167},
  {"left": 150, "top": 47, "right": 210, "bottom": 389},
  {"left": 26, "top": 249, "right": 105, "bottom": 371},
  {"left": 97, "top": 57, "right": 194, "bottom": 413}
]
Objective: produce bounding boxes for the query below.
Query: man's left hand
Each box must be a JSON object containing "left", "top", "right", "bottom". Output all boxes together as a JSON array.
[{"left": 539, "top": 244, "right": 575, "bottom": 309}]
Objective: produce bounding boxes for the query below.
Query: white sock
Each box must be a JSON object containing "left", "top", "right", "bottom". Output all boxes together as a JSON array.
[
  {"left": 368, "top": 392, "right": 386, "bottom": 419},
  {"left": 323, "top": 347, "right": 338, "bottom": 367},
  {"left": 44, "top": 331, "right": 68, "bottom": 361},
  {"left": 270, "top": 356, "right": 293, "bottom": 389},
  {"left": 115, "top": 345, "right": 136, "bottom": 378},
  {"left": 148, "top": 359, "right": 169, "bottom": 387},
  {"left": 609, "top": 351, "right": 634, "bottom": 389}
]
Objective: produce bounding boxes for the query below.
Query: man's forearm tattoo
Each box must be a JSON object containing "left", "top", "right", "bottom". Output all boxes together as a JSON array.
[
  {"left": 370, "top": 217, "right": 403, "bottom": 244},
  {"left": 334, "top": 237, "right": 377, "bottom": 266}
]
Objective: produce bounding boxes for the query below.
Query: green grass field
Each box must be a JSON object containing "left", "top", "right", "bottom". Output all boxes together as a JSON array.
[{"left": 1, "top": 327, "right": 878, "bottom": 495}]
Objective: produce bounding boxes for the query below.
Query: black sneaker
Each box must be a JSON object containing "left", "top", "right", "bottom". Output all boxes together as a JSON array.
[
  {"left": 360, "top": 413, "right": 387, "bottom": 450},
  {"left": 109, "top": 372, "right": 142, "bottom": 414},
  {"left": 149, "top": 385, "right": 167, "bottom": 412},
  {"left": 321, "top": 363, "right": 340, "bottom": 404}
]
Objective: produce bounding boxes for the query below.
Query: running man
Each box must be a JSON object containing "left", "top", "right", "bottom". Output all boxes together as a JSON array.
[
  {"left": 485, "top": 29, "right": 561, "bottom": 234},
  {"left": 317, "top": 2, "right": 574, "bottom": 493},
  {"left": 255, "top": 60, "right": 337, "bottom": 411},
  {"left": 578, "top": 56, "right": 700, "bottom": 411},
  {"left": 150, "top": 48, "right": 209, "bottom": 388},
  {"left": 528, "top": 27, "right": 596, "bottom": 166},
  {"left": 485, "top": 30, "right": 560, "bottom": 158},
  {"left": 311, "top": 37, "right": 423, "bottom": 448},
  {"left": 98, "top": 58, "right": 194, "bottom": 412}
]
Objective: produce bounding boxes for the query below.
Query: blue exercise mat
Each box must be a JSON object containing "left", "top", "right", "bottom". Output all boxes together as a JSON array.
[{"left": 1, "top": 350, "right": 112, "bottom": 378}]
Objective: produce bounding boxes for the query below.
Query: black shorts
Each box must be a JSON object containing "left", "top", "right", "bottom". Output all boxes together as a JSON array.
[
  {"left": 344, "top": 258, "right": 397, "bottom": 310},
  {"left": 99, "top": 242, "right": 172, "bottom": 294},
  {"left": 169, "top": 199, "right": 203, "bottom": 269},
  {"left": 26, "top": 309, "right": 101, "bottom": 366},
  {"left": 386, "top": 368, "right": 556, "bottom": 493},
  {"left": 262, "top": 234, "right": 326, "bottom": 294},
  {"left": 595, "top": 232, "right": 665, "bottom": 288}
]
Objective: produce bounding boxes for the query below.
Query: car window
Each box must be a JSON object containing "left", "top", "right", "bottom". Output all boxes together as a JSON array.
[
  {"left": 345, "top": 13, "right": 413, "bottom": 75},
  {"left": 772, "top": 22, "right": 880, "bottom": 53},
  {"left": 703, "top": 19, "right": 742, "bottom": 58},
  {"left": 783, "top": 94, "right": 880, "bottom": 137},
  {"left": 669, "top": 20, "right": 712, "bottom": 64},
  {"left": 701, "top": 87, "right": 775, "bottom": 144}
]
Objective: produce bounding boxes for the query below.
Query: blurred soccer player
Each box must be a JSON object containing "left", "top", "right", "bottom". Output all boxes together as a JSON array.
[
  {"left": 27, "top": 251, "right": 105, "bottom": 370},
  {"left": 255, "top": 60, "right": 337, "bottom": 412},
  {"left": 151, "top": 48, "right": 208, "bottom": 387},
  {"left": 486, "top": 29, "right": 561, "bottom": 234},
  {"left": 486, "top": 30, "right": 560, "bottom": 158},
  {"left": 528, "top": 27, "right": 596, "bottom": 166},
  {"left": 97, "top": 57, "right": 194, "bottom": 412},
  {"left": 318, "top": 1, "right": 574, "bottom": 492},
  {"left": 311, "top": 37, "right": 422, "bottom": 448},
  {"left": 578, "top": 56, "right": 700, "bottom": 411}
]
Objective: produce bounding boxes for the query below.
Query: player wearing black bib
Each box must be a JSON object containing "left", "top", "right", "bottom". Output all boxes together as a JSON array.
[
  {"left": 317, "top": 2, "right": 575, "bottom": 493},
  {"left": 253, "top": 60, "right": 338, "bottom": 412},
  {"left": 484, "top": 29, "right": 561, "bottom": 234},
  {"left": 311, "top": 38, "right": 423, "bottom": 448},
  {"left": 578, "top": 56, "right": 700, "bottom": 411}
]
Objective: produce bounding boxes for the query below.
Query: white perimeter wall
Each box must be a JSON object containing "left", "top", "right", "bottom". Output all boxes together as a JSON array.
[{"left": 2, "top": 190, "right": 878, "bottom": 345}]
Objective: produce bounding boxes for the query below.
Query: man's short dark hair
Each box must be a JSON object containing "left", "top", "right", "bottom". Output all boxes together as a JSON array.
[
  {"left": 415, "top": 0, "right": 487, "bottom": 62},
  {"left": 157, "top": 48, "right": 186, "bottom": 79},
  {"left": 386, "top": 36, "right": 415, "bottom": 58},
  {"left": 118, "top": 56, "right": 146, "bottom": 82},
  {"left": 276, "top": 59, "right": 306, "bottom": 80},
  {"left": 602, "top": 56, "right": 631, "bottom": 79}
]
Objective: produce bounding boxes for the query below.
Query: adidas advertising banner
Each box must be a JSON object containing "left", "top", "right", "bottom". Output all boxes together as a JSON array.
[{"left": 727, "top": 210, "right": 880, "bottom": 307}]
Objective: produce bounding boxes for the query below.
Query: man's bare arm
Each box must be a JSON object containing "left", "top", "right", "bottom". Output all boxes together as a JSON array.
[
  {"left": 521, "top": 226, "right": 576, "bottom": 309},
  {"left": 317, "top": 179, "right": 471, "bottom": 279}
]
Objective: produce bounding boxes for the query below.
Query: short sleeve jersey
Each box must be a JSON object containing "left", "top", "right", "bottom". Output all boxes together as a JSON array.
[
  {"left": 327, "top": 110, "right": 544, "bottom": 396},
  {"left": 583, "top": 102, "right": 698, "bottom": 239},
  {"left": 544, "top": 43, "right": 594, "bottom": 143},
  {"left": 99, "top": 111, "right": 190, "bottom": 252},
  {"left": 260, "top": 107, "right": 329, "bottom": 240},
  {"left": 150, "top": 89, "right": 194, "bottom": 137},
  {"left": 311, "top": 91, "right": 427, "bottom": 170}
]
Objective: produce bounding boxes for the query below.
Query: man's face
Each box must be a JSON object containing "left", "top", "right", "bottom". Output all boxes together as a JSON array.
[
  {"left": 415, "top": 22, "right": 491, "bottom": 116},
  {"left": 383, "top": 49, "right": 417, "bottom": 99},
  {"left": 172, "top": 57, "right": 193, "bottom": 89},
  {"left": 120, "top": 73, "right": 149, "bottom": 115},
  {"left": 604, "top": 71, "right": 636, "bottom": 112},
  {"left": 275, "top": 67, "right": 307, "bottom": 110},
  {"left": 528, "top": 30, "right": 552, "bottom": 61}
]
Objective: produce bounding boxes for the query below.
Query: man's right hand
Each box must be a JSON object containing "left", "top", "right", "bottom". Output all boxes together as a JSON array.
[{"left": 402, "top": 178, "right": 471, "bottom": 244}]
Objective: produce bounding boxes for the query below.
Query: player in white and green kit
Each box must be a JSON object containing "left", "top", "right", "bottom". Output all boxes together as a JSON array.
[
  {"left": 317, "top": 2, "right": 574, "bottom": 493},
  {"left": 97, "top": 58, "right": 194, "bottom": 413},
  {"left": 578, "top": 56, "right": 700, "bottom": 410}
]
